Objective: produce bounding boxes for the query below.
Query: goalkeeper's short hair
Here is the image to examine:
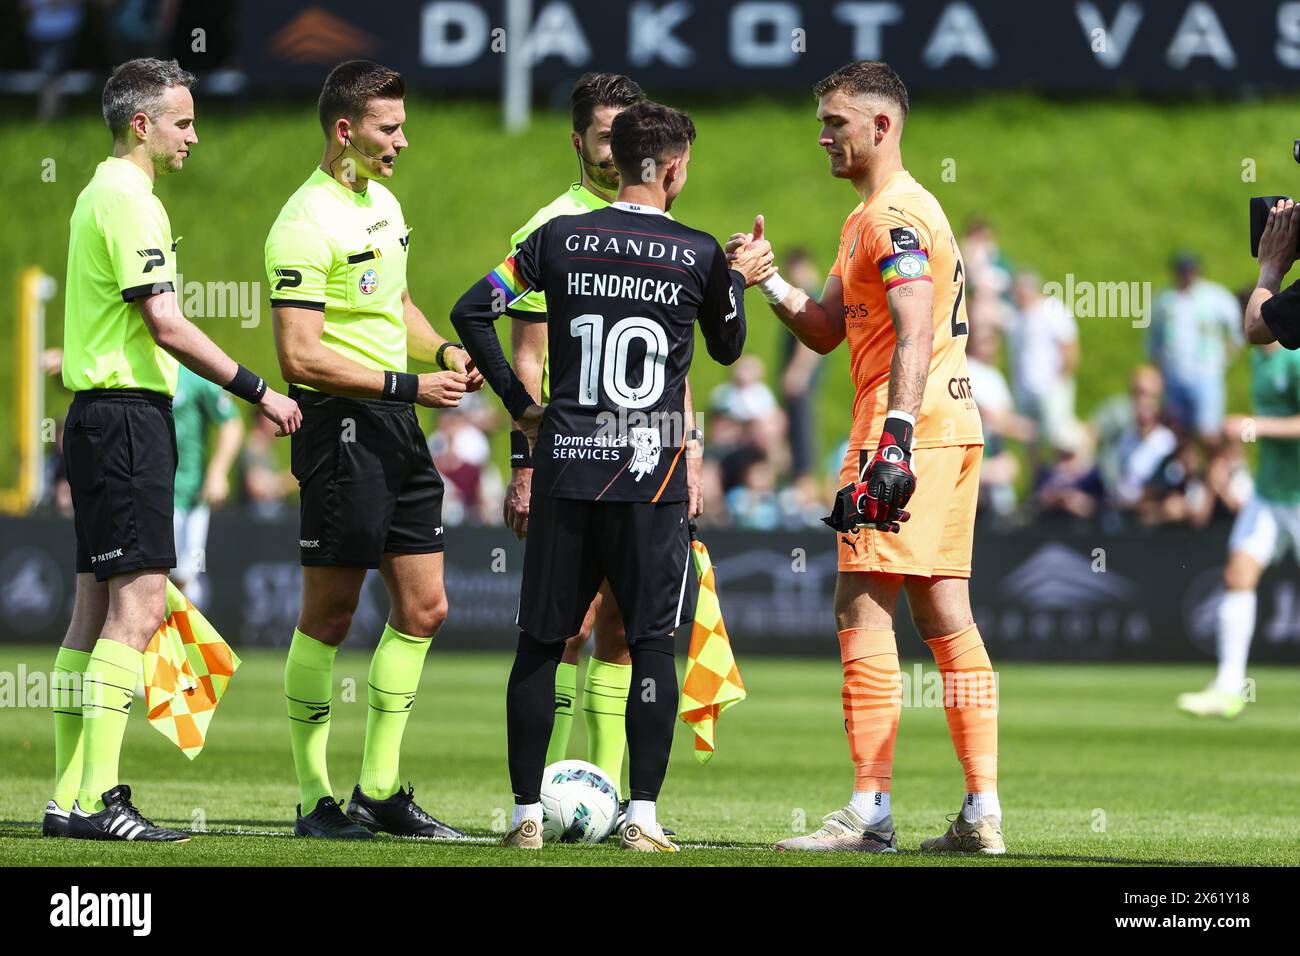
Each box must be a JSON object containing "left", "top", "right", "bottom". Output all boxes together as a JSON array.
[{"left": 815, "top": 60, "right": 909, "bottom": 117}]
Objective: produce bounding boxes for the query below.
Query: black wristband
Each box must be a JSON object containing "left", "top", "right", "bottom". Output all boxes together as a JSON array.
[
  {"left": 225, "top": 364, "right": 267, "bottom": 405},
  {"left": 510, "top": 430, "right": 532, "bottom": 469},
  {"left": 436, "top": 341, "right": 462, "bottom": 370},
  {"left": 383, "top": 370, "right": 420, "bottom": 403}
]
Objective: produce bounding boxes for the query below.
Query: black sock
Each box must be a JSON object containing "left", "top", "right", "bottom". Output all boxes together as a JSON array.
[
  {"left": 506, "top": 631, "right": 563, "bottom": 804},
  {"left": 625, "top": 636, "right": 679, "bottom": 802}
]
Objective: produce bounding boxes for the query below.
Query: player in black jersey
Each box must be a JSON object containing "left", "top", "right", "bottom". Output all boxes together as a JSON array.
[{"left": 452, "top": 101, "right": 773, "bottom": 851}]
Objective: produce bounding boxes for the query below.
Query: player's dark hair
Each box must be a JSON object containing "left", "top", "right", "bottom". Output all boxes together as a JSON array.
[
  {"left": 814, "top": 60, "right": 909, "bottom": 117},
  {"left": 570, "top": 72, "right": 645, "bottom": 134},
  {"left": 102, "top": 58, "right": 196, "bottom": 142},
  {"left": 609, "top": 101, "right": 697, "bottom": 183},
  {"left": 318, "top": 60, "right": 405, "bottom": 135}
]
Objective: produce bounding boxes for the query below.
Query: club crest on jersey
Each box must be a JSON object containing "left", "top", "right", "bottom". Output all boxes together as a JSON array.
[
  {"left": 628, "top": 427, "right": 662, "bottom": 482},
  {"left": 358, "top": 269, "right": 378, "bottom": 295},
  {"left": 890, "top": 227, "right": 920, "bottom": 253}
]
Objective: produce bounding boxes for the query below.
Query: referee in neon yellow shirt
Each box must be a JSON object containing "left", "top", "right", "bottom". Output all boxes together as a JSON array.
[
  {"left": 48, "top": 58, "right": 300, "bottom": 843},
  {"left": 267, "top": 60, "right": 481, "bottom": 840}
]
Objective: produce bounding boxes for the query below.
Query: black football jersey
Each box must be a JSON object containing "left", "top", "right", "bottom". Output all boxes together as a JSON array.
[{"left": 505, "top": 202, "right": 747, "bottom": 501}]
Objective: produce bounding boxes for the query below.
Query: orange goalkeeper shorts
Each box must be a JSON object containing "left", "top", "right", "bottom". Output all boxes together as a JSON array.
[{"left": 835, "top": 443, "right": 982, "bottom": 578}]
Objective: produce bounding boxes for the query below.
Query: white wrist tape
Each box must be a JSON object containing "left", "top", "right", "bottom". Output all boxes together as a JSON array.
[
  {"left": 885, "top": 409, "right": 917, "bottom": 427},
  {"left": 759, "top": 273, "right": 791, "bottom": 304}
]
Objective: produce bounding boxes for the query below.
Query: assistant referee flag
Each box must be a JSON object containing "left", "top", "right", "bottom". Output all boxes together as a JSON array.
[
  {"left": 679, "top": 534, "right": 746, "bottom": 764},
  {"left": 142, "top": 581, "right": 241, "bottom": 759}
]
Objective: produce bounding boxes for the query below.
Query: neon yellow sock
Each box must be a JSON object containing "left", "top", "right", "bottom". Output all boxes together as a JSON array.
[
  {"left": 360, "top": 623, "right": 432, "bottom": 799},
  {"left": 285, "top": 628, "right": 337, "bottom": 810},
  {"left": 545, "top": 661, "right": 578, "bottom": 765},
  {"left": 583, "top": 657, "right": 632, "bottom": 793},
  {"left": 78, "top": 639, "right": 141, "bottom": 811},
  {"left": 52, "top": 646, "right": 90, "bottom": 811}
]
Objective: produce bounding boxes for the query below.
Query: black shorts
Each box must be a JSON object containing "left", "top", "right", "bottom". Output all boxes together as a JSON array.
[
  {"left": 64, "top": 389, "right": 178, "bottom": 582},
  {"left": 290, "top": 387, "right": 444, "bottom": 567},
  {"left": 518, "top": 493, "right": 695, "bottom": 645}
]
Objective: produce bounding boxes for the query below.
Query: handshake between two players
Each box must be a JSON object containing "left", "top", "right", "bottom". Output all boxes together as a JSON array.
[{"left": 725, "top": 215, "right": 917, "bottom": 535}]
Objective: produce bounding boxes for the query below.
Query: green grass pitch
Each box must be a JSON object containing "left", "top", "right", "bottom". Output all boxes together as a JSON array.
[{"left": 1, "top": 647, "right": 1297, "bottom": 866}]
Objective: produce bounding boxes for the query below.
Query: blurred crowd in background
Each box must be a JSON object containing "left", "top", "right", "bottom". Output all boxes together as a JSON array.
[
  {"left": 14, "top": 0, "right": 236, "bottom": 120},
  {"left": 964, "top": 222, "right": 1253, "bottom": 534},
  {"left": 34, "top": 218, "right": 1257, "bottom": 533}
]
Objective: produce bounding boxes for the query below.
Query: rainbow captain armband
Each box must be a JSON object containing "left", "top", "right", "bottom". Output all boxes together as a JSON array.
[
  {"left": 486, "top": 256, "right": 529, "bottom": 306},
  {"left": 878, "top": 250, "right": 932, "bottom": 290}
]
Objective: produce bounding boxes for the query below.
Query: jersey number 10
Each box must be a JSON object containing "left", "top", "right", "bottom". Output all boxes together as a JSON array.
[{"left": 570, "top": 313, "right": 669, "bottom": 409}]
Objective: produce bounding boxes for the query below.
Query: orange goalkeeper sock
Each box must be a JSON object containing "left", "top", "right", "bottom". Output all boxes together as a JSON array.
[
  {"left": 838, "top": 628, "right": 901, "bottom": 793},
  {"left": 924, "top": 623, "right": 998, "bottom": 792}
]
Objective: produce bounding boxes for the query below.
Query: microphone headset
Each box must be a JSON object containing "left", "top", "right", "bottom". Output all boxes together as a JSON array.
[
  {"left": 575, "top": 143, "right": 616, "bottom": 181},
  {"left": 345, "top": 131, "right": 395, "bottom": 165}
]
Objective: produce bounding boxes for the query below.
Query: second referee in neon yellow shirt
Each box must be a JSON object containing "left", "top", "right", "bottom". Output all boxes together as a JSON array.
[{"left": 267, "top": 60, "right": 482, "bottom": 840}]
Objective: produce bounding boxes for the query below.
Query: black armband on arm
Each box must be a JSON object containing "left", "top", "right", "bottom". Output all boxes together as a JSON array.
[
  {"left": 383, "top": 370, "right": 420, "bottom": 403},
  {"left": 224, "top": 364, "right": 267, "bottom": 405},
  {"left": 510, "top": 430, "right": 533, "bottom": 468}
]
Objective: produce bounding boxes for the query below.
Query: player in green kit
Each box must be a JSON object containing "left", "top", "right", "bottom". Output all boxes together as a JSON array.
[
  {"left": 267, "top": 60, "right": 482, "bottom": 839},
  {"left": 46, "top": 58, "right": 300, "bottom": 842},
  {"left": 501, "top": 75, "right": 701, "bottom": 822},
  {"left": 1178, "top": 340, "right": 1300, "bottom": 718},
  {"left": 171, "top": 365, "right": 244, "bottom": 607}
]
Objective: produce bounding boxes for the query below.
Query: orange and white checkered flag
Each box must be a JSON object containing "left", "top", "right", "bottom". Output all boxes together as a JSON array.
[
  {"left": 142, "top": 581, "right": 241, "bottom": 760},
  {"left": 678, "top": 532, "right": 746, "bottom": 764}
]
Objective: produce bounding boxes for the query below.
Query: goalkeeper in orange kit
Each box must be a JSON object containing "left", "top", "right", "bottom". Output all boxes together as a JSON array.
[{"left": 729, "top": 60, "right": 1002, "bottom": 854}]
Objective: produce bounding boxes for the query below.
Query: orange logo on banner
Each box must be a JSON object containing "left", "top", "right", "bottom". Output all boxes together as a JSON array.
[{"left": 268, "top": 7, "right": 380, "bottom": 64}]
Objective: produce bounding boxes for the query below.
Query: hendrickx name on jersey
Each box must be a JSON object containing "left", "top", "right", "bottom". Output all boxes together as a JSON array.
[{"left": 566, "top": 272, "right": 683, "bottom": 305}]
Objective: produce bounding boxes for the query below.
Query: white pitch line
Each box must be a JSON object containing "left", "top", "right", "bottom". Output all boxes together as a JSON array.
[{"left": 194, "top": 826, "right": 763, "bottom": 850}]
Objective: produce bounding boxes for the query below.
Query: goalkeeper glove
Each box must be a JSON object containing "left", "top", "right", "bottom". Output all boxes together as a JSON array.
[{"left": 822, "top": 414, "right": 916, "bottom": 534}]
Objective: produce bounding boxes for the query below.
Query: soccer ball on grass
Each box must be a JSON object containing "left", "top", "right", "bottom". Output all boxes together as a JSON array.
[{"left": 539, "top": 759, "right": 619, "bottom": 844}]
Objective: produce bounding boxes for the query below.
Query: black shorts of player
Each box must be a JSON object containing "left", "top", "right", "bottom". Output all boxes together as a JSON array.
[
  {"left": 290, "top": 386, "right": 444, "bottom": 568},
  {"left": 64, "top": 389, "right": 178, "bottom": 582},
  {"left": 518, "top": 493, "right": 696, "bottom": 645}
]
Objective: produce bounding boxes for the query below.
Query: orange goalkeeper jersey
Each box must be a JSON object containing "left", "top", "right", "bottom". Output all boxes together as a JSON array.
[{"left": 830, "top": 170, "right": 983, "bottom": 451}]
